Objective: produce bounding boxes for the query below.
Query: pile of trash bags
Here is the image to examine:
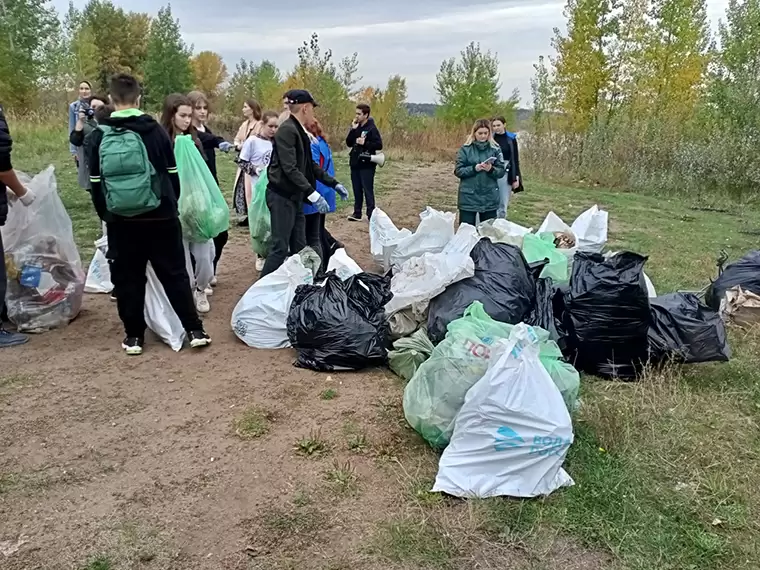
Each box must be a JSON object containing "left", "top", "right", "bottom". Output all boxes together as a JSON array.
[{"left": 2, "top": 167, "right": 85, "bottom": 332}]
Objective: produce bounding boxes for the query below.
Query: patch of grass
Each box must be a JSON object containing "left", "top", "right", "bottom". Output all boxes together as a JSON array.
[
  {"left": 233, "top": 406, "right": 272, "bottom": 440},
  {"left": 373, "top": 516, "right": 457, "bottom": 569},
  {"left": 263, "top": 505, "right": 327, "bottom": 536},
  {"left": 320, "top": 388, "right": 338, "bottom": 400},
  {"left": 408, "top": 477, "right": 444, "bottom": 508},
  {"left": 0, "top": 374, "right": 33, "bottom": 389},
  {"left": 292, "top": 489, "right": 312, "bottom": 508},
  {"left": 294, "top": 430, "right": 329, "bottom": 457},
  {"left": 324, "top": 460, "right": 358, "bottom": 494},
  {"left": 347, "top": 433, "right": 369, "bottom": 454},
  {"left": 78, "top": 556, "right": 112, "bottom": 570},
  {"left": 0, "top": 473, "right": 19, "bottom": 494}
]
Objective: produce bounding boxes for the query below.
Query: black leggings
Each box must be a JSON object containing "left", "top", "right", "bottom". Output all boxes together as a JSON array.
[
  {"left": 212, "top": 230, "right": 228, "bottom": 273},
  {"left": 459, "top": 209, "right": 496, "bottom": 226},
  {"left": 305, "top": 213, "right": 325, "bottom": 264}
]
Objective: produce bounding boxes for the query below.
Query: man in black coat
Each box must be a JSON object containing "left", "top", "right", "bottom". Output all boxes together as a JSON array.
[
  {"left": 262, "top": 90, "right": 349, "bottom": 277},
  {"left": 0, "top": 103, "right": 36, "bottom": 347},
  {"left": 346, "top": 103, "right": 383, "bottom": 222}
]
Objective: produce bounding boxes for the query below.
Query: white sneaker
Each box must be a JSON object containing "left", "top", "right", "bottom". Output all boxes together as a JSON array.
[
  {"left": 255, "top": 257, "right": 266, "bottom": 272},
  {"left": 204, "top": 286, "right": 214, "bottom": 296},
  {"left": 210, "top": 276, "right": 217, "bottom": 287},
  {"left": 194, "top": 289, "right": 210, "bottom": 314}
]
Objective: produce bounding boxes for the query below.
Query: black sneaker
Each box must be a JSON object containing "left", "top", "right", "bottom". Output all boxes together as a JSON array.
[
  {"left": 347, "top": 214, "right": 362, "bottom": 222},
  {"left": 121, "top": 337, "right": 144, "bottom": 355},
  {"left": 188, "top": 330, "right": 212, "bottom": 348}
]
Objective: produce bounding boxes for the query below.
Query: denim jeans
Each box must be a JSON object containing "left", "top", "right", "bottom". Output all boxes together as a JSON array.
[{"left": 497, "top": 175, "right": 511, "bottom": 219}]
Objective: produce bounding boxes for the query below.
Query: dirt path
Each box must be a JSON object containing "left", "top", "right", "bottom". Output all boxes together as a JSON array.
[{"left": 1, "top": 163, "right": 608, "bottom": 570}]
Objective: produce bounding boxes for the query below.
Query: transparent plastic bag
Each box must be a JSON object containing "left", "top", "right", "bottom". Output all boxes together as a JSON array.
[
  {"left": 369, "top": 208, "right": 411, "bottom": 269},
  {"left": 249, "top": 168, "right": 271, "bottom": 258},
  {"left": 175, "top": 135, "right": 230, "bottom": 242},
  {"left": 144, "top": 263, "right": 185, "bottom": 351},
  {"left": 2, "top": 167, "right": 85, "bottom": 332}
]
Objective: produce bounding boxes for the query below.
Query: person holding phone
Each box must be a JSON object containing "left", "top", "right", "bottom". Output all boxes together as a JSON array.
[
  {"left": 454, "top": 118, "right": 505, "bottom": 226},
  {"left": 69, "top": 95, "right": 108, "bottom": 190}
]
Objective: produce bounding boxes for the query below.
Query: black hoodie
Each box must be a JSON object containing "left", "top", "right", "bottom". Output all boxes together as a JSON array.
[
  {"left": 0, "top": 104, "right": 12, "bottom": 226},
  {"left": 86, "top": 111, "right": 181, "bottom": 223},
  {"left": 346, "top": 117, "right": 383, "bottom": 169}
]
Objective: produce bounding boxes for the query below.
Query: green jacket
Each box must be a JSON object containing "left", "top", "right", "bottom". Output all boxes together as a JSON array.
[{"left": 454, "top": 141, "right": 505, "bottom": 212}]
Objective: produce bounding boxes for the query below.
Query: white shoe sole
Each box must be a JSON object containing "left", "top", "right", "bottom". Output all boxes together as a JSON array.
[
  {"left": 204, "top": 287, "right": 214, "bottom": 296},
  {"left": 121, "top": 344, "right": 143, "bottom": 355},
  {"left": 189, "top": 337, "right": 211, "bottom": 348}
]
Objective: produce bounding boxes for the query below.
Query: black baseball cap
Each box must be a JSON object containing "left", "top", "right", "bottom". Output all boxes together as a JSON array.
[{"left": 284, "top": 89, "right": 319, "bottom": 107}]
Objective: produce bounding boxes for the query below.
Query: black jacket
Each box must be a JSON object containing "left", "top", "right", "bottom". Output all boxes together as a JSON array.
[
  {"left": 267, "top": 115, "right": 337, "bottom": 203},
  {"left": 86, "top": 113, "right": 181, "bottom": 223},
  {"left": 346, "top": 118, "right": 383, "bottom": 169},
  {"left": 0, "top": 104, "right": 11, "bottom": 225},
  {"left": 197, "top": 126, "right": 226, "bottom": 184},
  {"left": 493, "top": 132, "right": 522, "bottom": 190}
]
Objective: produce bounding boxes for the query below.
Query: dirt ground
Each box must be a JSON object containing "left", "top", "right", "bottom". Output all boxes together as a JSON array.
[{"left": 1, "top": 164, "right": 609, "bottom": 570}]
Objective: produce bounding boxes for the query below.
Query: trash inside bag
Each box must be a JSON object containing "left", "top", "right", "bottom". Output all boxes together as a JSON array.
[
  {"left": 522, "top": 233, "right": 569, "bottom": 282},
  {"left": 175, "top": 135, "right": 230, "bottom": 242},
  {"left": 705, "top": 250, "right": 760, "bottom": 311},
  {"left": 84, "top": 235, "right": 113, "bottom": 294},
  {"left": 287, "top": 272, "right": 392, "bottom": 371},
  {"left": 249, "top": 168, "right": 271, "bottom": 258},
  {"left": 477, "top": 218, "right": 531, "bottom": 248},
  {"left": 404, "top": 302, "right": 580, "bottom": 449},
  {"left": 2, "top": 167, "right": 85, "bottom": 332},
  {"left": 427, "top": 240, "right": 537, "bottom": 344},
  {"left": 648, "top": 293, "right": 730, "bottom": 364},
  {"left": 570, "top": 205, "right": 608, "bottom": 252},
  {"left": 390, "top": 207, "right": 456, "bottom": 269},
  {"left": 145, "top": 263, "right": 185, "bottom": 351},
  {"left": 231, "top": 251, "right": 315, "bottom": 349},
  {"left": 369, "top": 208, "right": 412, "bottom": 270},
  {"left": 562, "top": 252, "right": 651, "bottom": 379},
  {"left": 537, "top": 211, "right": 577, "bottom": 256},
  {"left": 432, "top": 324, "right": 575, "bottom": 499},
  {"left": 326, "top": 248, "right": 363, "bottom": 281},
  {"left": 388, "top": 328, "right": 435, "bottom": 382},
  {"left": 721, "top": 286, "right": 760, "bottom": 328}
]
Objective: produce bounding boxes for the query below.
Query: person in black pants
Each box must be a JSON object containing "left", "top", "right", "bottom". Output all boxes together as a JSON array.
[
  {"left": 188, "top": 91, "right": 234, "bottom": 282},
  {"left": 87, "top": 74, "right": 210, "bottom": 355},
  {"left": 261, "top": 90, "right": 348, "bottom": 277},
  {"left": 346, "top": 104, "right": 382, "bottom": 222}
]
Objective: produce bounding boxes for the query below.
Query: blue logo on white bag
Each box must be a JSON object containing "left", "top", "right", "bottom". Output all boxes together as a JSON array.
[
  {"left": 494, "top": 426, "right": 524, "bottom": 451},
  {"left": 20, "top": 265, "right": 43, "bottom": 288}
]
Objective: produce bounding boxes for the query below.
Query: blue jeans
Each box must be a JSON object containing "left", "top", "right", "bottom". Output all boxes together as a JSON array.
[{"left": 497, "top": 175, "right": 511, "bottom": 218}]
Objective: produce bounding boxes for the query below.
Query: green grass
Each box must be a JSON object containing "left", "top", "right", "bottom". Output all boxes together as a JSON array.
[
  {"left": 233, "top": 406, "right": 272, "bottom": 439},
  {"left": 79, "top": 556, "right": 112, "bottom": 570},
  {"left": 320, "top": 388, "right": 338, "bottom": 400},
  {"left": 294, "top": 430, "right": 329, "bottom": 457}
]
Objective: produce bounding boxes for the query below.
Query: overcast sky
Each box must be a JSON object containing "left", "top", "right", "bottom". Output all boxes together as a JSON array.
[{"left": 57, "top": 0, "right": 731, "bottom": 104}]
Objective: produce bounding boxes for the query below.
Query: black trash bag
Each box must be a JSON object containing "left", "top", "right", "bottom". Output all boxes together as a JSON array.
[
  {"left": 287, "top": 272, "right": 393, "bottom": 371},
  {"left": 648, "top": 293, "right": 731, "bottom": 364},
  {"left": 705, "top": 250, "right": 760, "bottom": 310},
  {"left": 427, "top": 239, "right": 537, "bottom": 344},
  {"left": 527, "top": 277, "right": 562, "bottom": 342},
  {"left": 563, "top": 252, "right": 651, "bottom": 380}
]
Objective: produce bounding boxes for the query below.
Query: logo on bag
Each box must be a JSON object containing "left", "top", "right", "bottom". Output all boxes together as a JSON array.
[
  {"left": 528, "top": 435, "right": 573, "bottom": 457},
  {"left": 233, "top": 319, "right": 248, "bottom": 337},
  {"left": 493, "top": 426, "right": 524, "bottom": 451},
  {"left": 464, "top": 336, "right": 497, "bottom": 359}
]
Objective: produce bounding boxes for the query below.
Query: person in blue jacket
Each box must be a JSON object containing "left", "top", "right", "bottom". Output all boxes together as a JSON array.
[
  {"left": 68, "top": 81, "right": 92, "bottom": 161},
  {"left": 304, "top": 118, "right": 342, "bottom": 267}
]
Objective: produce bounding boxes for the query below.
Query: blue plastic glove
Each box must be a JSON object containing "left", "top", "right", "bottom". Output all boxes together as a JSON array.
[
  {"left": 314, "top": 195, "right": 330, "bottom": 214},
  {"left": 334, "top": 183, "right": 349, "bottom": 200},
  {"left": 218, "top": 141, "right": 234, "bottom": 153}
]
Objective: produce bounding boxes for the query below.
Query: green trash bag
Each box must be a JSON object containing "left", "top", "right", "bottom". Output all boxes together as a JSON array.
[
  {"left": 402, "top": 301, "right": 579, "bottom": 449},
  {"left": 249, "top": 168, "right": 271, "bottom": 258},
  {"left": 522, "top": 232, "right": 569, "bottom": 283},
  {"left": 389, "top": 329, "right": 435, "bottom": 382},
  {"left": 175, "top": 135, "right": 230, "bottom": 242},
  {"left": 534, "top": 337, "right": 581, "bottom": 413}
]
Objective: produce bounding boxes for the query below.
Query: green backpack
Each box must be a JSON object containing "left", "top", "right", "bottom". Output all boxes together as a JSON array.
[{"left": 98, "top": 125, "right": 162, "bottom": 217}]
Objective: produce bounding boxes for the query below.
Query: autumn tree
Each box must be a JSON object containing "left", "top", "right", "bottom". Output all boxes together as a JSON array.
[
  {"left": 191, "top": 51, "right": 228, "bottom": 98},
  {"left": 143, "top": 5, "right": 193, "bottom": 109},
  {"left": 0, "top": 0, "right": 63, "bottom": 109},
  {"left": 225, "top": 59, "right": 283, "bottom": 114},
  {"left": 435, "top": 42, "right": 504, "bottom": 126},
  {"left": 356, "top": 76, "right": 409, "bottom": 133}
]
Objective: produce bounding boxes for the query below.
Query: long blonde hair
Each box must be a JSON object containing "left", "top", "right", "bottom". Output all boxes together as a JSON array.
[{"left": 464, "top": 118, "right": 499, "bottom": 147}]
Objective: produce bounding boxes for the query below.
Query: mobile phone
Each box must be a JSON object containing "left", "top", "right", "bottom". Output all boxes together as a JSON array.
[{"left": 484, "top": 157, "right": 497, "bottom": 165}]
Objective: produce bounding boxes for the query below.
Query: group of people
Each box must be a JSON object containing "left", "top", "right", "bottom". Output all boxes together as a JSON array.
[{"left": 0, "top": 76, "right": 521, "bottom": 353}]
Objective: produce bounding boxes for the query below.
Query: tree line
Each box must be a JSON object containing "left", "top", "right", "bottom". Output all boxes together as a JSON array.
[
  {"left": 531, "top": 0, "right": 760, "bottom": 198},
  {"left": 0, "top": 0, "right": 520, "bottom": 141}
]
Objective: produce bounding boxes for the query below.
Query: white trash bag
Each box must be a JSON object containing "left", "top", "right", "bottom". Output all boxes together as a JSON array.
[
  {"left": 84, "top": 235, "right": 113, "bottom": 294},
  {"left": 478, "top": 219, "right": 532, "bottom": 248},
  {"left": 537, "top": 211, "right": 577, "bottom": 258},
  {"left": 571, "top": 205, "right": 608, "bottom": 252},
  {"left": 2, "top": 166, "right": 85, "bottom": 332},
  {"left": 231, "top": 254, "right": 314, "bottom": 349},
  {"left": 433, "top": 323, "right": 575, "bottom": 499},
  {"left": 144, "top": 263, "right": 185, "bottom": 352},
  {"left": 327, "top": 248, "right": 363, "bottom": 281},
  {"left": 369, "top": 209, "right": 412, "bottom": 268},
  {"left": 390, "top": 207, "right": 456, "bottom": 269}
]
